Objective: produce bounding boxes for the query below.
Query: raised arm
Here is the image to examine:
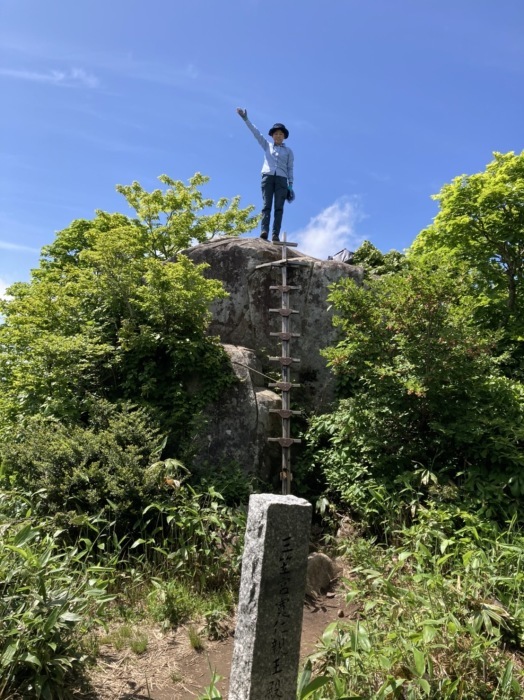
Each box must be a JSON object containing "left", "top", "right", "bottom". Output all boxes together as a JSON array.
[{"left": 236, "top": 107, "right": 268, "bottom": 150}]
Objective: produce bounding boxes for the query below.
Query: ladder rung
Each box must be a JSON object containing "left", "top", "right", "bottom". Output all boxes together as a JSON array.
[
  {"left": 270, "top": 332, "right": 301, "bottom": 339},
  {"left": 268, "top": 438, "right": 302, "bottom": 447},
  {"left": 268, "top": 357, "right": 300, "bottom": 364},
  {"left": 269, "top": 308, "right": 299, "bottom": 316},
  {"left": 268, "top": 382, "right": 301, "bottom": 390},
  {"left": 269, "top": 409, "right": 302, "bottom": 417},
  {"left": 257, "top": 259, "right": 311, "bottom": 268},
  {"left": 268, "top": 437, "right": 302, "bottom": 446}
]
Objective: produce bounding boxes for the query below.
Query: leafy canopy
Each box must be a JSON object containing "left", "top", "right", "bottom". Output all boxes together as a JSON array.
[
  {"left": 412, "top": 151, "right": 524, "bottom": 327},
  {"left": 352, "top": 240, "right": 406, "bottom": 278},
  {"left": 308, "top": 253, "right": 524, "bottom": 526},
  {"left": 0, "top": 174, "right": 257, "bottom": 456},
  {"left": 306, "top": 152, "right": 524, "bottom": 527}
]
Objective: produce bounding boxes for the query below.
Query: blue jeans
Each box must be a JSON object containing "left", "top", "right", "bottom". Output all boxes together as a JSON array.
[{"left": 261, "top": 174, "right": 287, "bottom": 238}]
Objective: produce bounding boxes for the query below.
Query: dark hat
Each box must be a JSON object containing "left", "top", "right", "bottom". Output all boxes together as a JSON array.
[{"left": 268, "top": 122, "right": 289, "bottom": 139}]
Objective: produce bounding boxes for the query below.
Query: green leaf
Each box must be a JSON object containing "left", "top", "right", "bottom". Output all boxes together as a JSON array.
[
  {"left": 43, "top": 607, "right": 61, "bottom": 634},
  {"left": 422, "top": 625, "right": 437, "bottom": 643},
  {"left": 22, "top": 652, "right": 42, "bottom": 667},
  {"left": 13, "top": 524, "right": 39, "bottom": 547},
  {"left": 377, "top": 677, "right": 405, "bottom": 695},
  {"left": 321, "top": 622, "right": 339, "bottom": 645},
  {"left": 298, "top": 675, "right": 331, "bottom": 699},
  {"left": 1, "top": 643, "right": 18, "bottom": 668},
  {"left": 412, "top": 647, "right": 426, "bottom": 677},
  {"left": 59, "top": 612, "right": 82, "bottom": 623},
  {"left": 418, "top": 678, "right": 431, "bottom": 695},
  {"left": 378, "top": 655, "right": 393, "bottom": 670}
]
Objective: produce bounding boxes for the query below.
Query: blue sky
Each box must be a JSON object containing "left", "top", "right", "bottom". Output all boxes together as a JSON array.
[{"left": 1, "top": 0, "right": 523, "bottom": 298}]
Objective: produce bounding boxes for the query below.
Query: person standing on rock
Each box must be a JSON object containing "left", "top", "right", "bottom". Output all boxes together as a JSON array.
[{"left": 236, "top": 108, "right": 294, "bottom": 242}]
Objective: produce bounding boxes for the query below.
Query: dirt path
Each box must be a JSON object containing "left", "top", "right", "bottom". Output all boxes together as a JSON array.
[{"left": 87, "top": 588, "right": 355, "bottom": 700}]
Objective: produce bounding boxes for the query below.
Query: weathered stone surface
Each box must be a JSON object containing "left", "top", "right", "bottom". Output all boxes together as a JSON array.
[
  {"left": 185, "top": 237, "right": 363, "bottom": 411},
  {"left": 195, "top": 345, "right": 280, "bottom": 479},
  {"left": 305, "top": 552, "right": 340, "bottom": 598},
  {"left": 229, "top": 494, "right": 312, "bottom": 700}
]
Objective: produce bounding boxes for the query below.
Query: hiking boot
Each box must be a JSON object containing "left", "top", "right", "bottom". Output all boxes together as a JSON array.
[
  {"left": 272, "top": 236, "right": 280, "bottom": 242},
  {"left": 260, "top": 232, "right": 268, "bottom": 240}
]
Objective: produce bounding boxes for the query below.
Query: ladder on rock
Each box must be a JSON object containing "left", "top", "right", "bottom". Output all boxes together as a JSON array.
[{"left": 256, "top": 233, "right": 309, "bottom": 495}]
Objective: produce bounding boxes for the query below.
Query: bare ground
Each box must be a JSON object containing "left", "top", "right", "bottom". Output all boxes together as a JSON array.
[{"left": 84, "top": 587, "right": 356, "bottom": 700}]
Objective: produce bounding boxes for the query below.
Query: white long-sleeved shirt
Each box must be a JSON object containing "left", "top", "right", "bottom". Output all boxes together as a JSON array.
[{"left": 243, "top": 117, "right": 294, "bottom": 186}]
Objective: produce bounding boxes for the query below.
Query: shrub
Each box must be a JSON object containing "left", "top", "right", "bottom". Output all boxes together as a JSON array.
[
  {"left": 1, "top": 399, "right": 164, "bottom": 534},
  {"left": 300, "top": 514, "right": 524, "bottom": 699},
  {"left": 310, "top": 257, "right": 524, "bottom": 533},
  {"left": 0, "top": 501, "right": 114, "bottom": 699},
  {"left": 134, "top": 461, "right": 246, "bottom": 591}
]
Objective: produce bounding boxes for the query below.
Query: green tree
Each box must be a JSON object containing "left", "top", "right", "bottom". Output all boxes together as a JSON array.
[
  {"left": 352, "top": 240, "right": 406, "bottom": 277},
  {"left": 412, "top": 151, "right": 524, "bottom": 329},
  {"left": 0, "top": 174, "right": 257, "bottom": 456},
  {"left": 308, "top": 255, "right": 524, "bottom": 523}
]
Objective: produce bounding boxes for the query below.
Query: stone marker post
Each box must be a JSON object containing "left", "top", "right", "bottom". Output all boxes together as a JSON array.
[{"left": 229, "top": 494, "right": 312, "bottom": 699}]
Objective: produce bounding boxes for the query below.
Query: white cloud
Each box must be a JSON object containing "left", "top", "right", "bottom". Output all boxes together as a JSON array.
[
  {"left": 0, "top": 37, "right": 240, "bottom": 108},
  {"left": 69, "top": 67, "right": 99, "bottom": 88},
  {"left": 0, "top": 278, "right": 12, "bottom": 301},
  {"left": 0, "top": 240, "right": 40, "bottom": 254},
  {"left": 0, "top": 66, "right": 99, "bottom": 88},
  {"left": 292, "top": 197, "right": 365, "bottom": 260}
]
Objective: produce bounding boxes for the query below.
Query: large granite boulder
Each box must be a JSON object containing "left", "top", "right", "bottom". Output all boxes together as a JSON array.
[
  {"left": 195, "top": 344, "right": 281, "bottom": 479},
  {"left": 185, "top": 237, "right": 363, "bottom": 412}
]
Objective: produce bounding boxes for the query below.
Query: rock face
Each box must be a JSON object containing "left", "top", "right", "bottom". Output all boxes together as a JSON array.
[
  {"left": 186, "top": 237, "right": 363, "bottom": 412},
  {"left": 195, "top": 345, "right": 281, "bottom": 481},
  {"left": 305, "top": 552, "right": 341, "bottom": 599},
  {"left": 182, "top": 236, "right": 362, "bottom": 478}
]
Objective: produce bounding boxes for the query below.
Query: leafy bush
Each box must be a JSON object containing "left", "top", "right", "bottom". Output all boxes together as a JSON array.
[
  {"left": 1, "top": 400, "right": 165, "bottom": 534},
  {"left": 0, "top": 496, "right": 114, "bottom": 699},
  {"left": 309, "top": 257, "right": 524, "bottom": 532},
  {"left": 412, "top": 151, "right": 524, "bottom": 341},
  {"left": 0, "top": 174, "right": 252, "bottom": 456},
  {"left": 300, "top": 513, "right": 524, "bottom": 699},
  {"left": 352, "top": 240, "right": 406, "bottom": 277},
  {"left": 0, "top": 468, "right": 245, "bottom": 697},
  {"left": 132, "top": 460, "right": 246, "bottom": 592},
  {"left": 192, "top": 459, "right": 258, "bottom": 505}
]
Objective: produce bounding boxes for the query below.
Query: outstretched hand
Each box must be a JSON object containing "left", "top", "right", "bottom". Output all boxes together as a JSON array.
[{"left": 236, "top": 107, "right": 248, "bottom": 120}]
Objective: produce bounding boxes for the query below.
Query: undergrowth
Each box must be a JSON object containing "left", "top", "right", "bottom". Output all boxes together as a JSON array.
[
  {"left": 3, "top": 456, "right": 524, "bottom": 699},
  {"left": 0, "top": 461, "right": 245, "bottom": 699},
  {"left": 297, "top": 502, "right": 524, "bottom": 699},
  {"left": 196, "top": 498, "right": 524, "bottom": 700}
]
